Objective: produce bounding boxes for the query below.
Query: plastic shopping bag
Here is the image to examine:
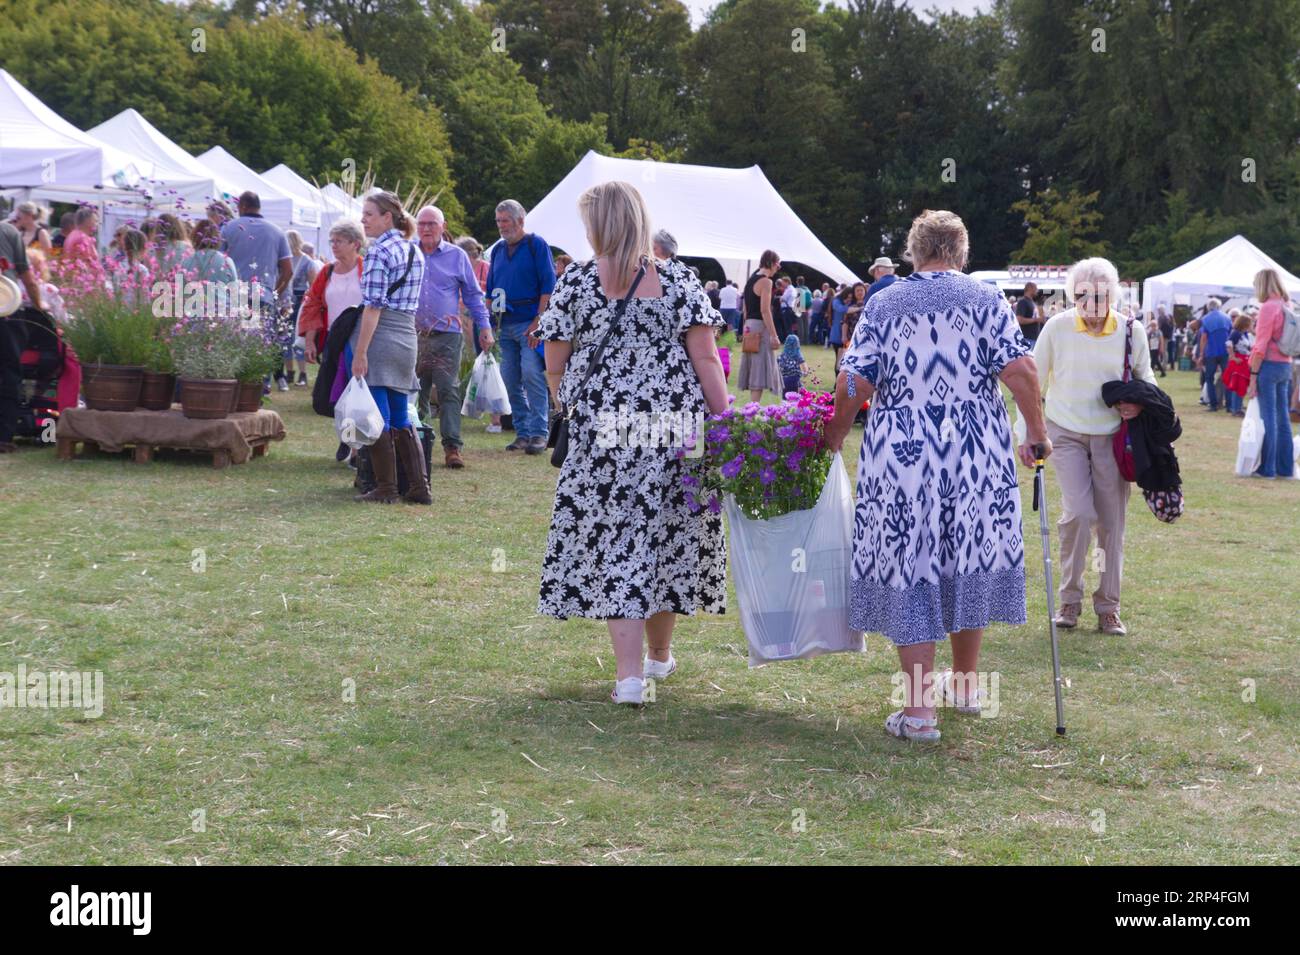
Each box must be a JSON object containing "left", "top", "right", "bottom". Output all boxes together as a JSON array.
[
  {"left": 335, "top": 376, "right": 385, "bottom": 449},
  {"left": 478, "top": 353, "right": 511, "bottom": 415},
  {"left": 1234, "top": 399, "right": 1264, "bottom": 476},
  {"left": 725, "top": 453, "right": 865, "bottom": 667},
  {"left": 461, "top": 351, "right": 511, "bottom": 418}
]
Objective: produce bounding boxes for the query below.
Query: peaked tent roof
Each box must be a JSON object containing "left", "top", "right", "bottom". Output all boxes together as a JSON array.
[
  {"left": 89, "top": 108, "right": 239, "bottom": 214},
  {"left": 0, "top": 69, "right": 148, "bottom": 200},
  {"left": 1142, "top": 234, "right": 1300, "bottom": 309},
  {"left": 524, "top": 151, "right": 861, "bottom": 286},
  {"left": 196, "top": 146, "right": 308, "bottom": 233}
]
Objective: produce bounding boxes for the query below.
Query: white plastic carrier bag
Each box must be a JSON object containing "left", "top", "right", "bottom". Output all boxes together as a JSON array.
[
  {"left": 725, "top": 452, "right": 865, "bottom": 666},
  {"left": 1234, "top": 399, "right": 1264, "bottom": 477},
  {"left": 335, "top": 376, "right": 385, "bottom": 449}
]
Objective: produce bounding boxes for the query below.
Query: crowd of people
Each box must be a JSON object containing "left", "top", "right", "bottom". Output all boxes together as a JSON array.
[{"left": 3, "top": 187, "right": 1297, "bottom": 737}]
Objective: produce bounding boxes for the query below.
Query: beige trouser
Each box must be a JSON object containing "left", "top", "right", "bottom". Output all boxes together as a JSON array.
[{"left": 1046, "top": 419, "right": 1131, "bottom": 615}]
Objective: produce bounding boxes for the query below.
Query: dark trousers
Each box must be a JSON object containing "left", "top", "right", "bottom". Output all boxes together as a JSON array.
[
  {"left": 0, "top": 316, "right": 29, "bottom": 444},
  {"left": 1202, "top": 353, "right": 1228, "bottom": 409}
]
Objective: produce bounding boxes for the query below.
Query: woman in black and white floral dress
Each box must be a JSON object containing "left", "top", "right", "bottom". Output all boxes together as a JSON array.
[{"left": 536, "top": 181, "right": 731, "bottom": 706}]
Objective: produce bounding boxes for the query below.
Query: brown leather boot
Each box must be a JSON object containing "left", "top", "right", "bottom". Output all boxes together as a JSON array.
[
  {"left": 393, "top": 426, "right": 432, "bottom": 505},
  {"left": 355, "top": 430, "right": 398, "bottom": 503}
]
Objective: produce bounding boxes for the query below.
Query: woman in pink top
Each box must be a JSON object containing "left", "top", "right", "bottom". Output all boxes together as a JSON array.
[
  {"left": 60, "top": 207, "right": 106, "bottom": 286},
  {"left": 1245, "top": 268, "right": 1295, "bottom": 478}
]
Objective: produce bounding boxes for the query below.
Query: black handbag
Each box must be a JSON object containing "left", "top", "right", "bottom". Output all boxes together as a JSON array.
[{"left": 547, "top": 260, "right": 647, "bottom": 468}]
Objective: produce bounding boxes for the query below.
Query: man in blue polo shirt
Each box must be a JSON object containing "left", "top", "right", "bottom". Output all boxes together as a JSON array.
[
  {"left": 486, "top": 199, "right": 555, "bottom": 454},
  {"left": 221, "top": 191, "right": 292, "bottom": 391},
  {"left": 1197, "top": 297, "right": 1232, "bottom": 411}
]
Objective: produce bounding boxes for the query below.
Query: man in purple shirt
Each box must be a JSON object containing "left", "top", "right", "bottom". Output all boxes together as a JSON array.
[{"left": 413, "top": 206, "right": 493, "bottom": 469}]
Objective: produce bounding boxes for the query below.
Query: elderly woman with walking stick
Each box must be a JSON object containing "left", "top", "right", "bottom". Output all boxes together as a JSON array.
[
  {"left": 825, "top": 210, "right": 1048, "bottom": 742},
  {"left": 1033, "top": 258, "right": 1155, "bottom": 636}
]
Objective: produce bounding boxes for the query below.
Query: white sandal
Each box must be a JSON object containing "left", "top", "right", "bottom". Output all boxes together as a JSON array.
[
  {"left": 884, "top": 709, "right": 940, "bottom": 742},
  {"left": 937, "top": 669, "right": 981, "bottom": 715}
]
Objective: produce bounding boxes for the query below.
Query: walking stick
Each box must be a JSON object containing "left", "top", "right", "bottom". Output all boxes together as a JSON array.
[{"left": 1031, "top": 443, "right": 1067, "bottom": 737}]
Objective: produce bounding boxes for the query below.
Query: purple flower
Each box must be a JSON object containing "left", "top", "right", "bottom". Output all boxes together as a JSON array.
[
  {"left": 776, "top": 424, "right": 797, "bottom": 439},
  {"left": 707, "top": 495, "right": 722, "bottom": 514},
  {"left": 681, "top": 474, "right": 700, "bottom": 489},
  {"left": 753, "top": 446, "right": 778, "bottom": 463},
  {"left": 785, "top": 451, "right": 804, "bottom": 472},
  {"left": 759, "top": 466, "right": 777, "bottom": 486},
  {"left": 745, "top": 430, "right": 765, "bottom": 445},
  {"left": 721, "top": 455, "right": 745, "bottom": 479},
  {"left": 707, "top": 426, "right": 732, "bottom": 443}
]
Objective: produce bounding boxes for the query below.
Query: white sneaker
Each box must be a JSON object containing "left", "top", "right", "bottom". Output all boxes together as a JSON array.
[
  {"left": 610, "top": 677, "right": 644, "bottom": 705},
  {"left": 642, "top": 653, "right": 677, "bottom": 681},
  {"left": 486, "top": 423, "right": 503, "bottom": 433}
]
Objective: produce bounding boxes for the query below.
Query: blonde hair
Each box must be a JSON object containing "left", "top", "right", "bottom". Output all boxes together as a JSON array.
[
  {"left": 1066, "top": 257, "right": 1122, "bottom": 307},
  {"left": 286, "top": 229, "right": 304, "bottom": 257},
  {"left": 365, "top": 191, "right": 413, "bottom": 238},
  {"left": 905, "top": 209, "right": 968, "bottom": 269},
  {"left": 1254, "top": 267, "right": 1288, "bottom": 303},
  {"left": 578, "top": 181, "right": 652, "bottom": 287}
]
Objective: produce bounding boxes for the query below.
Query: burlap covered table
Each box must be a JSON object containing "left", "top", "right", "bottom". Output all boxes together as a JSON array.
[{"left": 56, "top": 407, "right": 286, "bottom": 468}]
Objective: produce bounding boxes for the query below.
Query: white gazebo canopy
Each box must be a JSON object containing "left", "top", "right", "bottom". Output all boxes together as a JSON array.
[
  {"left": 0, "top": 68, "right": 149, "bottom": 206},
  {"left": 524, "top": 150, "right": 861, "bottom": 287},
  {"left": 89, "top": 108, "right": 239, "bottom": 216},
  {"left": 1142, "top": 235, "right": 1300, "bottom": 311},
  {"left": 196, "top": 146, "right": 312, "bottom": 236}
]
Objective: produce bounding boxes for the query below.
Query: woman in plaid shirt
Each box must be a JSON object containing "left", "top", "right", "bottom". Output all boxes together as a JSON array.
[{"left": 347, "top": 191, "right": 429, "bottom": 504}]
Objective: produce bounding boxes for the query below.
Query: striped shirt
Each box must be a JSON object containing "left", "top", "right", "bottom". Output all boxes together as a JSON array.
[
  {"left": 361, "top": 228, "right": 423, "bottom": 313},
  {"left": 1034, "top": 308, "right": 1157, "bottom": 436}
]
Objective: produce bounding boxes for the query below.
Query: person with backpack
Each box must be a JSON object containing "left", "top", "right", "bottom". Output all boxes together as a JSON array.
[
  {"left": 1245, "top": 268, "right": 1297, "bottom": 478},
  {"left": 486, "top": 199, "right": 556, "bottom": 455}
]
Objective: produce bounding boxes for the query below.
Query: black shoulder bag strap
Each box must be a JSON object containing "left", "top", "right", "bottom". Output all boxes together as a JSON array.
[
  {"left": 548, "top": 259, "right": 648, "bottom": 466},
  {"left": 388, "top": 244, "right": 416, "bottom": 299}
]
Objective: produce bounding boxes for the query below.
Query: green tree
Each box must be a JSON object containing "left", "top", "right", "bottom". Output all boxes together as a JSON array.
[{"left": 1010, "top": 187, "right": 1107, "bottom": 262}]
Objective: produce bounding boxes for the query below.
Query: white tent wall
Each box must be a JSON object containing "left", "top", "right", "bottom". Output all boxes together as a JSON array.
[
  {"left": 90, "top": 109, "right": 239, "bottom": 218},
  {"left": 524, "top": 151, "right": 860, "bottom": 288},
  {"left": 0, "top": 69, "right": 153, "bottom": 231},
  {"left": 1142, "top": 235, "right": 1300, "bottom": 312},
  {"left": 260, "top": 164, "right": 336, "bottom": 255},
  {"left": 195, "top": 147, "right": 309, "bottom": 239}
]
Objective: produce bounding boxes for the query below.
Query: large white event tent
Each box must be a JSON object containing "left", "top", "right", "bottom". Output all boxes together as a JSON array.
[
  {"left": 261, "top": 164, "right": 349, "bottom": 254},
  {"left": 0, "top": 69, "right": 150, "bottom": 215},
  {"left": 196, "top": 146, "right": 318, "bottom": 240},
  {"left": 1142, "top": 235, "right": 1300, "bottom": 310},
  {"left": 525, "top": 151, "right": 861, "bottom": 286},
  {"left": 89, "top": 108, "right": 239, "bottom": 217}
]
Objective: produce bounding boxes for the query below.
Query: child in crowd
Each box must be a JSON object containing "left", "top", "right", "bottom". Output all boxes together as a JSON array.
[{"left": 778, "top": 334, "right": 807, "bottom": 396}]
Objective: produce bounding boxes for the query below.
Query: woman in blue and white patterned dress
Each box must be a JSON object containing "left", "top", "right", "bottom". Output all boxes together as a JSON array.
[{"left": 825, "top": 210, "right": 1050, "bottom": 742}]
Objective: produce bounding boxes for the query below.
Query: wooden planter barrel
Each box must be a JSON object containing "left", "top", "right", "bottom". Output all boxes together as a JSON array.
[
  {"left": 178, "top": 378, "right": 237, "bottom": 420},
  {"left": 81, "top": 364, "right": 144, "bottom": 412},
  {"left": 138, "top": 371, "right": 177, "bottom": 411},
  {"left": 231, "top": 379, "right": 263, "bottom": 413}
]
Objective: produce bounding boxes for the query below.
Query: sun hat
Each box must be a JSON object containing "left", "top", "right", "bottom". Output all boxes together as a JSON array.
[
  {"left": 0, "top": 274, "right": 22, "bottom": 316},
  {"left": 869, "top": 256, "right": 898, "bottom": 276}
]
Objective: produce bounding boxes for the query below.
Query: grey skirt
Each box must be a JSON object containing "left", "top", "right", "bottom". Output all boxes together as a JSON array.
[
  {"left": 350, "top": 307, "right": 418, "bottom": 393},
  {"left": 736, "top": 319, "right": 782, "bottom": 394}
]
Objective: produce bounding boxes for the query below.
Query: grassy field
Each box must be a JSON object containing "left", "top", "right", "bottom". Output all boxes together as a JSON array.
[{"left": 1, "top": 338, "right": 1297, "bottom": 865}]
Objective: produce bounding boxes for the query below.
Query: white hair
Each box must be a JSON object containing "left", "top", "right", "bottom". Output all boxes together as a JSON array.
[
  {"left": 329, "top": 218, "right": 365, "bottom": 248},
  {"left": 1207, "top": 296, "right": 1222, "bottom": 310},
  {"left": 417, "top": 205, "right": 444, "bottom": 223},
  {"left": 495, "top": 199, "right": 526, "bottom": 222},
  {"left": 1066, "top": 257, "right": 1122, "bottom": 307}
]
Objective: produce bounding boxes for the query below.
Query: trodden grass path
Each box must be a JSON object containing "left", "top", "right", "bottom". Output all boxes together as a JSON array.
[{"left": 0, "top": 338, "right": 1296, "bottom": 864}]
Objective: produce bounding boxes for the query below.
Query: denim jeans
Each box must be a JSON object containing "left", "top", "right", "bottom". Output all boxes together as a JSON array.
[
  {"left": 1202, "top": 353, "right": 1227, "bottom": 409},
  {"left": 1226, "top": 388, "right": 1242, "bottom": 415},
  {"left": 498, "top": 320, "right": 548, "bottom": 439},
  {"left": 1255, "top": 360, "right": 1295, "bottom": 478},
  {"left": 720, "top": 308, "right": 740, "bottom": 335}
]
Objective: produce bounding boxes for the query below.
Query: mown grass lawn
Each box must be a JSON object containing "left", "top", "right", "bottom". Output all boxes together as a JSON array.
[{"left": 1, "top": 337, "right": 1296, "bottom": 865}]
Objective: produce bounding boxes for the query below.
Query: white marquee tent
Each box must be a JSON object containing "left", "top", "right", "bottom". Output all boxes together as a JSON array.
[
  {"left": 524, "top": 151, "right": 861, "bottom": 287},
  {"left": 89, "top": 108, "right": 239, "bottom": 217},
  {"left": 196, "top": 146, "right": 316, "bottom": 239},
  {"left": 1142, "top": 235, "right": 1300, "bottom": 311},
  {"left": 0, "top": 69, "right": 149, "bottom": 209}
]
